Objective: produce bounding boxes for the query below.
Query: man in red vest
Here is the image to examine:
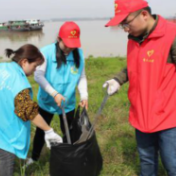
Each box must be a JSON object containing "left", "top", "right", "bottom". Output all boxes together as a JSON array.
[{"left": 103, "top": 0, "right": 176, "bottom": 175}]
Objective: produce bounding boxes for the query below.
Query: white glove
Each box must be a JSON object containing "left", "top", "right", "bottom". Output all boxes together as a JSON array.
[
  {"left": 44, "top": 128, "right": 63, "bottom": 149},
  {"left": 103, "top": 79, "right": 120, "bottom": 95}
]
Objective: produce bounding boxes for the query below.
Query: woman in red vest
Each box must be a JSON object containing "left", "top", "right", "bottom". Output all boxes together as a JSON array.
[{"left": 104, "top": 0, "right": 176, "bottom": 175}]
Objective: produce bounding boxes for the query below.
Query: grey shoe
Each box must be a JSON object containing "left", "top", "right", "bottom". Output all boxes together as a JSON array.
[{"left": 24, "top": 158, "right": 35, "bottom": 168}]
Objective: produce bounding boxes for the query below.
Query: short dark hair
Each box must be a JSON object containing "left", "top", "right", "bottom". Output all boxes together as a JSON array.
[
  {"left": 5, "top": 44, "right": 44, "bottom": 64},
  {"left": 131, "top": 6, "right": 152, "bottom": 18},
  {"left": 142, "top": 6, "right": 152, "bottom": 15}
]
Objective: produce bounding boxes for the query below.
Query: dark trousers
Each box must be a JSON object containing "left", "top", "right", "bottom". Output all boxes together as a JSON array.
[
  {"left": 136, "top": 127, "right": 176, "bottom": 176},
  {"left": 32, "top": 107, "right": 75, "bottom": 161},
  {"left": 0, "top": 149, "right": 15, "bottom": 176}
]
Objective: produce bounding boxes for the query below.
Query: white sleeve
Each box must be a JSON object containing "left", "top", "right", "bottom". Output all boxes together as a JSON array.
[
  {"left": 36, "top": 54, "right": 47, "bottom": 72},
  {"left": 77, "top": 66, "right": 88, "bottom": 100},
  {"left": 34, "top": 56, "right": 57, "bottom": 96}
]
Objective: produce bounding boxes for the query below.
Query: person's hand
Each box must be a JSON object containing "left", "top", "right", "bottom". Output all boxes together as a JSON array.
[
  {"left": 79, "top": 99, "right": 88, "bottom": 110},
  {"left": 103, "top": 79, "right": 120, "bottom": 95},
  {"left": 54, "top": 93, "right": 65, "bottom": 107},
  {"left": 44, "top": 128, "right": 63, "bottom": 149}
]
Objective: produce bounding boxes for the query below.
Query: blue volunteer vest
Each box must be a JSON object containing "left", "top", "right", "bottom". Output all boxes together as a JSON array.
[
  {"left": 0, "top": 62, "right": 32, "bottom": 159},
  {"left": 37, "top": 43, "right": 84, "bottom": 114}
]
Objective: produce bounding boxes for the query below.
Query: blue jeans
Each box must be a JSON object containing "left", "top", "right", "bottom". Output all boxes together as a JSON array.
[{"left": 136, "top": 127, "right": 176, "bottom": 176}]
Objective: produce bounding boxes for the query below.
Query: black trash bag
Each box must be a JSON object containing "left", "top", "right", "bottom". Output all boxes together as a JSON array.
[
  {"left": 50, "top": 107, "right": 103, "bottom": 176},
  {"left": 70, "top": 106, "right": 91, "bottom": 143}
]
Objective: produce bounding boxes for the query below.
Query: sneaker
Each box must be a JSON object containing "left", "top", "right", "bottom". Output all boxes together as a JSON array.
[{"left": 24, "top": 158, "right": 35, "bottom": 168}]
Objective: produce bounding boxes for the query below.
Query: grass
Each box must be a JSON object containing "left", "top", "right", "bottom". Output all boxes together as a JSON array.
[{"left": 14, "top": 57, "right": 167, "bottom": 176}]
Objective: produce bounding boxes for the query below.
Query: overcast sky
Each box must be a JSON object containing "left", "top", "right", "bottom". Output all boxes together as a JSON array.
[{"left": 0, "top": 0, "right": 176, "bottom": 22}]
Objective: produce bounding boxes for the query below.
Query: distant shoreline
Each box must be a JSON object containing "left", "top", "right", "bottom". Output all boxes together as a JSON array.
[
  {"left": 1, "top": 16, "right": 176, "bottom": 23},
  {"left": 43, "top": 16, "right": 176, "bottom": 22},
  {"left": 42, "top": 17, "right": 110, "bottom": 22}
]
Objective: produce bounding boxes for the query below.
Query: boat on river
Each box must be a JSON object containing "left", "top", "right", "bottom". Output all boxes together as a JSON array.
[{"left": 0, "top": 19, "right": 44, "bottom": 32}]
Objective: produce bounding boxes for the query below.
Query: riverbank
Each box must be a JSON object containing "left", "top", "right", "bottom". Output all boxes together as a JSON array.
[{"left": 12, "top": 57, "right": 166, "bottom": 176}]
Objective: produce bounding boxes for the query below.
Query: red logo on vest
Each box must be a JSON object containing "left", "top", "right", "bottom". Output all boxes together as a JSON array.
[{"left": 143, "top": 50, "right": 155, "bottom": 63}]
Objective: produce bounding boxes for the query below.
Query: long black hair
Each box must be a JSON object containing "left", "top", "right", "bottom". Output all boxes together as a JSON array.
[{"left": 55, "top": 42, "right": 80, "bottom": 69}]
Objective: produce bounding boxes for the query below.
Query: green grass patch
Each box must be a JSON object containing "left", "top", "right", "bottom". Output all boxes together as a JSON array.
[{"left": 14, "top": 57, "right": 166, "bottom": 176}]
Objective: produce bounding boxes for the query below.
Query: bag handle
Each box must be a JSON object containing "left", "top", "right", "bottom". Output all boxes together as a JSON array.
[
  {"left": 60, "top": 103, "right": 72, "bottom": 144},
  {"left": 86, "top": 92, "right": 109, "bottom": 140}
]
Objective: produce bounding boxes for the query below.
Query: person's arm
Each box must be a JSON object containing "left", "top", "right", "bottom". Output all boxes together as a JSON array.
[
  {"left": 34, "top": 57, "right": 65, "bottom": 106},
  {"left": 14, "top": 89, "right": 39, "bottom": 121},
  {"left": 31, "top": 113, "right": 50, "bottom": 131},
  {"left": 14, "top": 89, "right": 62, "bottom": 148},
  {"left": 114, "top": 67, "right": 128, "bottom": 85},
  {"left": 14, "top": 89, "right": 51, "bottom": 130},
  {"left": 77, "top": 66, "right": 88, "bottom": 109},
  {"left": 31, "top": 113, "right": 62, "bottom": 148},
  {"left": 103, "top": 67, "right": 128, "bottom": 95},
  {"left": 34, "top": 57, "right": 56, "bottom": 96},
  {"left": 170, "top": 38, "right": 176, "bottom": 63}
]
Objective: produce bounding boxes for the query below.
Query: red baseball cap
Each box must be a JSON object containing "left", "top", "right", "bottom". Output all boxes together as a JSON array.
[
  {"left": 58, "top": 21, "right": 81, "bottom": 48},
  {"left": 105, "top": 0, "right": 148, "bottom": 27}
]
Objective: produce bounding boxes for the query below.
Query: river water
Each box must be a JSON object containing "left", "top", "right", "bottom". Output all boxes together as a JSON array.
[{"left": 0, "top": 20, "right": 128, "bottom": 60}]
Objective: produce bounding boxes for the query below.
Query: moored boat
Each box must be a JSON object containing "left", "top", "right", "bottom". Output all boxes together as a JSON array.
[
  {"left": 0, "top": 22, "right": 8, "bottom": 31},
  {"left": 25, "top": 19, "right": 44, "bottom": 31},
  {"left": 0, "top": 19, "right": 44, "bottom": 32}
]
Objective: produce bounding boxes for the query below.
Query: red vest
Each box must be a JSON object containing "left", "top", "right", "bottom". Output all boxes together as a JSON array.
[{"left": 127, "top": 16, "right": 176, "bottom": 133}]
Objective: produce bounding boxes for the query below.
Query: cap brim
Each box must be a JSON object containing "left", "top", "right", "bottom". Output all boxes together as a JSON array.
[
  {"left": 105, "top": 13, "right": 129, "bottom": 27},
  {"left": 62, "top": 38, "right": 81, "bottom": 48}
]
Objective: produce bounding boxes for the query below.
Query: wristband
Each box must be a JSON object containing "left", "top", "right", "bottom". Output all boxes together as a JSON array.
[
  {"left": 53, "top": 92, "right": 59, "bottom": 98},
  {"left": 51, "top": 90, "right": 58, "bottom": 98}
]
